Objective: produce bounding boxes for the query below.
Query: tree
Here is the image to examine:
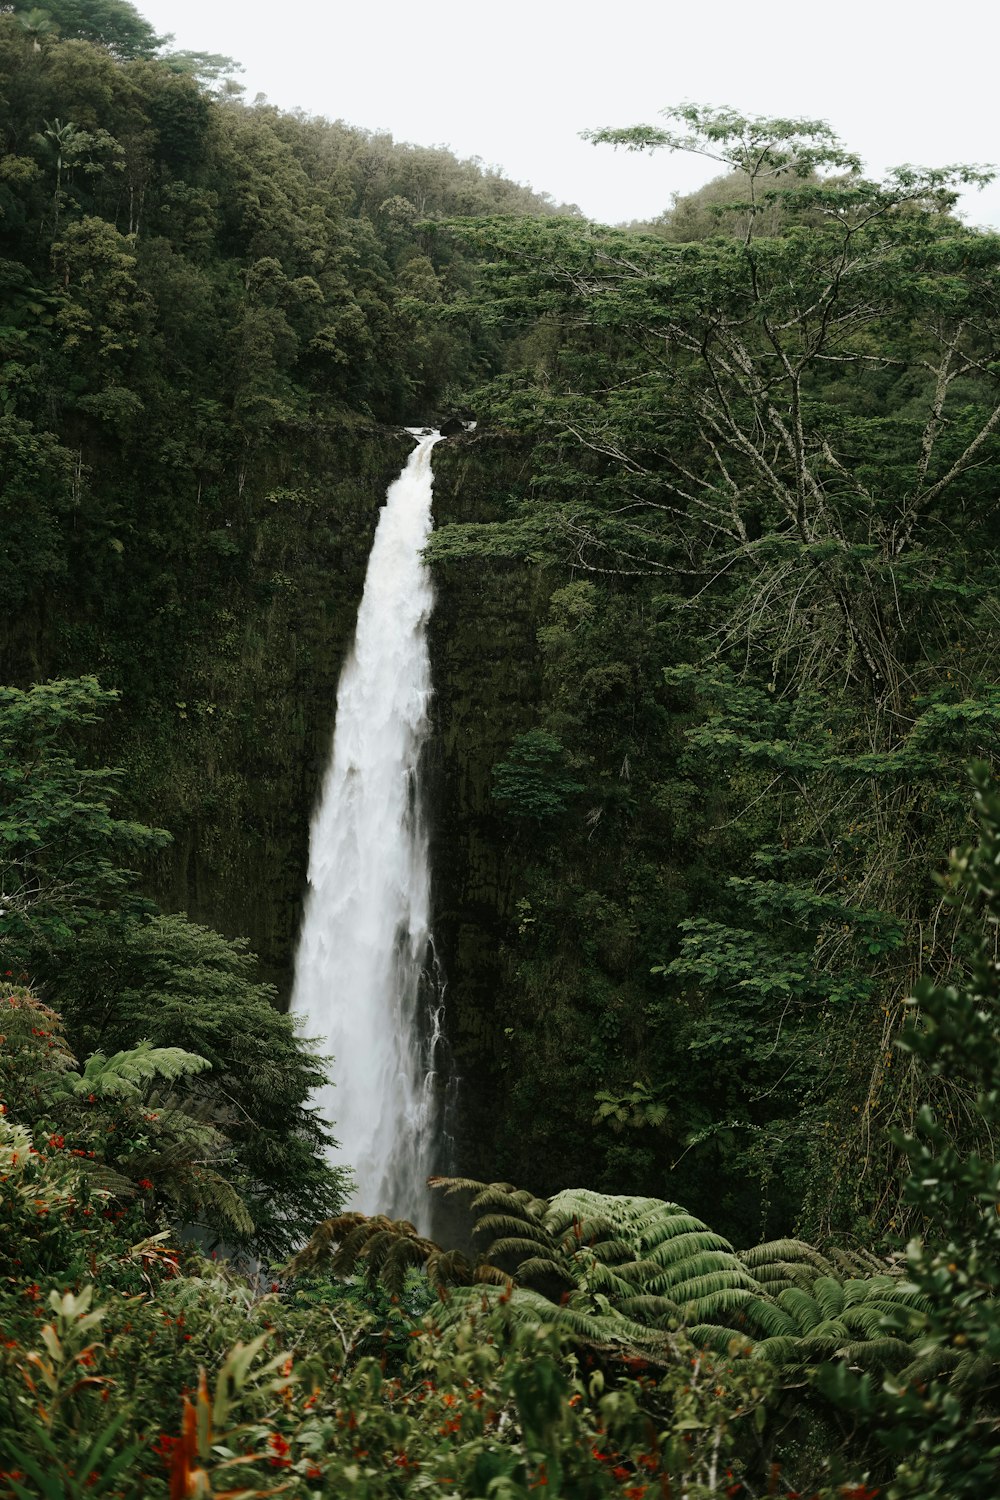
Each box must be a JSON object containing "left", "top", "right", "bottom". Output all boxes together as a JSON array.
[
  {"left": 0, "top": 677, "right": 167, "bottom": 966},
  {"left": 434, "top": 108, "right": 1000, "bottom": 1236},
  {"left": 6, "top": 0, "right": 161, "bottom": 59},
  {"left": 48, "top": 913, "right": 350, "bottom": 1256},
  {"left": 821, "top": 765, "right": 1000, "bottom": 1495}
]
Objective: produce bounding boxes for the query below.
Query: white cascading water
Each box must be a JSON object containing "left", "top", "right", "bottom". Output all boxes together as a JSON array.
[{"left": 290, "top": 429, "right": 445, "bottom": 1232}]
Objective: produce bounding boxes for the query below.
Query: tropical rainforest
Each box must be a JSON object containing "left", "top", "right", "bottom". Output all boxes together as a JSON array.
[{"left": 1, "top": 0, "right": 999, "bottom": 1495}]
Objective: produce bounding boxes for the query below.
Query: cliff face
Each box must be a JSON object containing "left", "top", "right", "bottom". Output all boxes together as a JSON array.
[
  {"left": 130, "top": 423, "right": 414, "bottom": 997},
  {"left": 426, "top": 436, "right": 551, "bottom": 1179}
]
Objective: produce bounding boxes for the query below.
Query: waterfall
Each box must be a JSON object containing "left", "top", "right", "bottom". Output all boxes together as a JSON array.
[{"left": 290, "top": 428, "right": 446, "bottom": 1232}]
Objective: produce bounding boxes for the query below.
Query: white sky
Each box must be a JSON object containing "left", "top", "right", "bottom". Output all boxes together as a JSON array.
[{"left": 137, "top": 0, "right": 1000, "bottom": 229}]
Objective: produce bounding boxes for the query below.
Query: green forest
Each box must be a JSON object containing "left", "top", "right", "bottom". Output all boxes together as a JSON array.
[{"left": 1, "top": 1, "right": 999, "bottom": 1494}]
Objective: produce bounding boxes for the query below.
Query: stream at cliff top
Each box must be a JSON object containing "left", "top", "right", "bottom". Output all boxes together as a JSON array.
[{"left": 290, "top": 429, "right": 447, "bottom": 1233}]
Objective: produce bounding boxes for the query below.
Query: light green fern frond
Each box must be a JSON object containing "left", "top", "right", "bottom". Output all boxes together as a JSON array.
[
  {"left": 54, "top": 1042, "right": 212, "bottom": 1101},
  {"left": 776, "top": 1286, "right": 824, "bottom": 1334},
  {"left": 742, "top": 1298, "right": 798, "bottom": 1339},
  {"left": 812, "top": 1276, "right": 846, "bottom": 1320},
  {"left": 740, "top": 1239, "right": 835, "bottom": 1274},
  {"left": 682, "top": 1285, "right": 761, "bottom": 1325}
]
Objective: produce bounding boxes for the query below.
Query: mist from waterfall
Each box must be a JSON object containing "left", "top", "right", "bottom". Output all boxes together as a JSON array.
[{"left": 290, "top": 429, "right": 445, "bottom": 1232}]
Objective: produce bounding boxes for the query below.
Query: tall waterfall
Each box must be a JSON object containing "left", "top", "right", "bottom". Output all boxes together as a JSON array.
[{"left": 290, "top": 429, "right": 445, "bottom": 1232}]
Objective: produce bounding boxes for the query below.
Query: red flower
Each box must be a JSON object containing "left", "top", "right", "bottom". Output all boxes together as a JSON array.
[
  {"left": 267, "top": 1432, "right": 291, "bottom": 1469},
  {"left": 151, "top": 1433, "right": 179, "bottom": 1466},
  {"left": 137, "top": 1178, "right": 154, "bottom": 1190}
]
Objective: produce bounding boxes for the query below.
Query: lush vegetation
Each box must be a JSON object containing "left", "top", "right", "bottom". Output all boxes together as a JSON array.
[
  {"left": 428, "top": 105, "right": 1000, "bottom": 1252},
  {"left": 1, "top": 0, "right": 999, "bottom": 1490},
  {"left": 2, "top": 772, "right": 998, "bottom": 1494}
]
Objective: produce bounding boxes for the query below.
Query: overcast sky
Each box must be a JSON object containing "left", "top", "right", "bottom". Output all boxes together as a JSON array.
[{"left": 137, "top": 0, "right": 999, "bottom": 228}]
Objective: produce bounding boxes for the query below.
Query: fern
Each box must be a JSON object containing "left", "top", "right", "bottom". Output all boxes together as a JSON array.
[
  {"left": 812, "top": 1276, "right": 846, "bottom": 1321},
  {"left": 775, "top": 1287, "right": 824, "bottom": 1335},
  {"left": 286, "top": 1212, "right": 459, "bottom": 1294},
  {"left": 53, "top": 1042, "right": 212, "bottom": 1101},
  {"left": 742, "top": 1299, "right": 798, "bottom": 1339},
  {"left": 838, "top": 1336, "right": 915, "bottom": 1370}
]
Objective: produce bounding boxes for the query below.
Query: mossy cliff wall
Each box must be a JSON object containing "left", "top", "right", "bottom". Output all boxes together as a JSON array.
[
  {"left": 128, "top": 422, "right": 413, "bottom": 996},
  {"left": 426, "top": 435, "right": 553, "bottom": 1180}
]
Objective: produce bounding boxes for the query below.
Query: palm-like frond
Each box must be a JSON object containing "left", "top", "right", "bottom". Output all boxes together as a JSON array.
[
  {"left": 740, "top": 1239, "right": 836, "bottom": 1274},
  {"left": 838, "top": 1337, "right": 915, "bottom": 1370},
  {"left": 812, "top": 1276, "right": 846, "bottom": 1321},
  {"left": 617, "top": 1294, "right": 681, "bottom": 1325},
  {"left": 898, "top": 1346, "right": 963, "bottom": 1387},
  {"left": 688, "top": 1323, "right": 755, "bottom": 1355},
  {"left": 53, "top": 1042, "right": 212, "bottom": 1100},
  {"left": 666, "top": 1267, "right": 760, "bottom": 1307},
  {"left": 482, "top": 1229, "right": 558, "bottom": 1258},
  {"left": 776, "top": 1287, "right": 824, "bottom": 1335},
  {"left": 285, "top": 1212, "right": 456, "bottom": 1293},
  {"left": 683, "top": 1285, "right": 761, "bottom": 1324},
  {"left": 644, "top": 1230, "right": 739, "bottom": 1272},
  {"left": 742, "top": 1298, "right": 799, "bottom": 1339}
]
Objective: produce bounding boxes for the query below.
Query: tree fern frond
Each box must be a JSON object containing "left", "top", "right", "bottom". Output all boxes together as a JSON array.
[
  {"left": 776, "top": 1287, "right": 824, "bottom": 1334},
  {"left": 509, "top": 1255, "right": 572, "bottom": 1285},
  {"left": 641, "top": 1213, "right": 730, "bottom": 1254},
  {"left": 866, "top": 1285, "right": 931, "bottom": 1314},
  {"left": 74, "top": 1160, "right": 137, "bottom": 1199},
  {"left": 582, "top": 1238, "right": 647, "bottom": 1268},
  {"left": 794, "top": 1334, "right": 841, "bottom": 1357},
  {"left": 688, "top": 1323, "right": 755, "bottom": 1355},
  {"left": 544, "top": 1206, "right": 617, "bottom": 1241},
  {"left": 683, "top": 1286, "right": 760, "bottom": 1324},
  {"left": 740, "top": 1239, "right": 835, "bottom": 1274},
  {"left": 951, "top": 1350, "right": 997, "bottom": 1398},
  {"left": 54, "top": 1042, "right": 212, "bottom": 1101},
  {"left": 470, "top": 1184, "right": 549, "bottom": 1219},
  {"left": 644, "top": 1230, "right": 740, "bottom": 1272},
  {"left": 477, "top": 1211, "right": 554, "bottom": 1241},
  {"left": 428, "top": 1175, "right": 497, "bottom": 1196},
  {"left": 751, "top": 1261, "right": 822, "bottom": 1292},
  {"left": 656, "top": 1265, "right": 759, "bottom": 1303},
  {"left": 841, "top": 1305, "right": 889, "bottom": 1340},
  {"left": 829, "top": 1245, "right": 894, "bottom": 1277},
  {"left": 424, "top": 1248, "right": 476, "bottom": 1287},
  {"left": 185, "top": 1166, "right": 254, "bottom": 1236},
  {"left": 285, "top": 1212, "right": 437, "bottom": 1283},
  {"left": 578, "top": 1259, "right": 642, "bottom": 1294},
  {"left": 898, "top": 1346, "right": 963, "bottom": 1386},
  {"left": 812, "top": 1317, "right": 850, "bottom": 1340},
  {"left": 838, "top": 1337, "right": 915, "bottom": 1370},
  {"left": 617, "top": 1294, "right": 680, "bottom": 1325},
  {"left": 812, "top": 1276, "right": 846, "bottom": 1321},
  {"left": 842, "top": 1276, "right": 891, "bottom": 1307},
  {"left": 742, "top": 1299, "right": 798, "bottom": 1339},
  {"left": 750, "top": 1335, "right": 803, "bottom": 1365}
]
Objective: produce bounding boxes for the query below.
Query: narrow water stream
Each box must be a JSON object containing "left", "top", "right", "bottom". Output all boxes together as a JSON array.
[{"left": 290, "top": 429, "right": 444, "bottom": 1231}]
